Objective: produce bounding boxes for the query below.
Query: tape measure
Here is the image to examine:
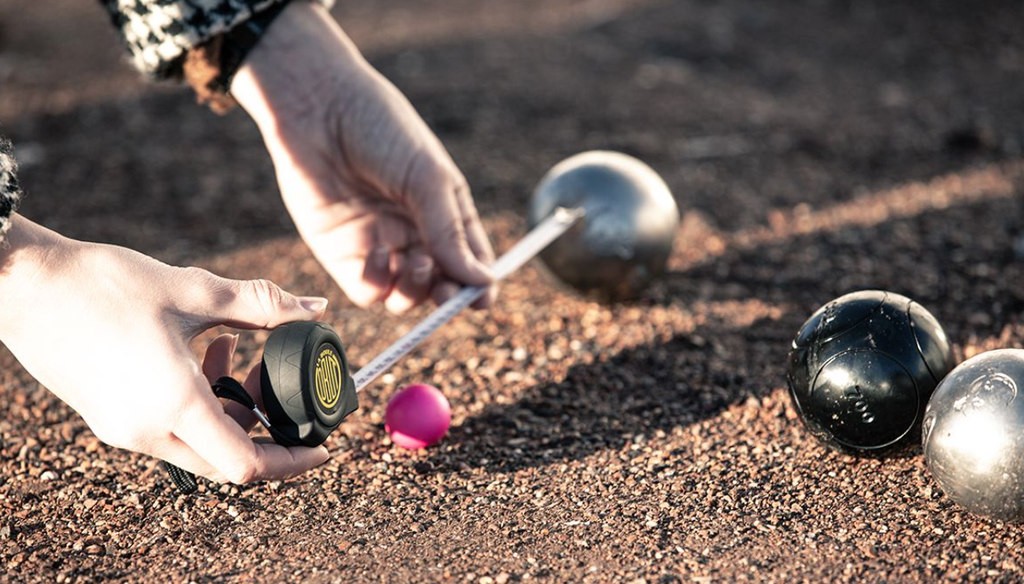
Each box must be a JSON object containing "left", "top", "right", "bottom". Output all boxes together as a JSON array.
[
  {"left": 260, "top": 321, "right": 357, "bottom": 447},
  {"left": 164, "top": 321, "right": 358, "bottom": 493},
  {"left": 163, "top": 208, "right": 583, "bottom": 493}
]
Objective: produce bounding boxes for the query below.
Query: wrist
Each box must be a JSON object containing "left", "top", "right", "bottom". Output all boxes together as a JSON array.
[
  {"left": 0, "top": 216, "right": 73, "bottom": 327},
  {"left": 0, "top": 215, "right": 59, "bottom": 270},
  {"left": 231, "top": 1, "right": 371, "bottom": 135}
]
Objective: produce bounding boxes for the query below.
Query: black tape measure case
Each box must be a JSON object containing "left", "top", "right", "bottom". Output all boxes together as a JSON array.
[{"left": 260, "top": 321, "right": 358, "bottom": 447}]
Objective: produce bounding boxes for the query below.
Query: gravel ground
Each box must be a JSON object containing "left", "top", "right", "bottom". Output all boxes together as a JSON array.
[{"left": 3, "top": 0, "right": 1024, "bottom": 582}]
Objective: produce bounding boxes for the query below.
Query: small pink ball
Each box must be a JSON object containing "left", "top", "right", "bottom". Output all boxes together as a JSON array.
[{"left": 385, "top": 384, "right": 451, "bottom": 450}]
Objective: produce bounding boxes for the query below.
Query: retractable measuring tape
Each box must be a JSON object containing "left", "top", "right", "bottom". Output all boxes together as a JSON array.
[{"left": 164, "top": 208, "right": 584, "bottom": 493}]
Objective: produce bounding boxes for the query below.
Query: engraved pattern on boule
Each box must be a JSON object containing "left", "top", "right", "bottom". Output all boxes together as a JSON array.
[{"left": 959, "top": 371, "right": 1019, "bottom": 409}]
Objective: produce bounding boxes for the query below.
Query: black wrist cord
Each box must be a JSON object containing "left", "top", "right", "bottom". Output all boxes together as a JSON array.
[
  {"left": 162, "top": 376, "right": 295, "bottom": 494},
  {"left": 161, "top": 321, "right": 358, "bottom": 495}
]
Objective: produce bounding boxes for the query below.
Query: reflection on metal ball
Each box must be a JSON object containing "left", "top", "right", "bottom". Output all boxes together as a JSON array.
[
  {"left": 528, "top": 151, "right": 679, "bottom": 301},
  {"left": 787, "top": 290, "right": 954, "bottom": 452},
  {"left": 923, "top": 349, "right": 1024, "bottom": 521}
]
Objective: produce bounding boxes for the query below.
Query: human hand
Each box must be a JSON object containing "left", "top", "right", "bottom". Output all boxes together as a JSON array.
[
  {"left": 0, "top": 216, "right": 330, "bottom": 484},
  {"left": 231, "top": 1, "right": 496, "bottom": 314}
]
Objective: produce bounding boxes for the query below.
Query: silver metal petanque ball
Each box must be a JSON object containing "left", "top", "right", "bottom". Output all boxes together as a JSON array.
[
  {"left": 527, "top": 151, "right": 680, "bottom": 301},
  {"left": 923, "top": 349, "right": 1024, "bottom": 521}
]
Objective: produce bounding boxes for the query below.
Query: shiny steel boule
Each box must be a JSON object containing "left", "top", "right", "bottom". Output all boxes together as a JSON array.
[
  {"left": 923, "top": 349, "right": 1024, "bottom": 521},
  {"left": 528, "top": 151, "right": 679, "bottom": 301}
]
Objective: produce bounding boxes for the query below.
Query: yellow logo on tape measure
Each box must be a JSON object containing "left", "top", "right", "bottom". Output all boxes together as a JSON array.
[{"left": 314, "top": 347, "right": 343, "bottom": 409}]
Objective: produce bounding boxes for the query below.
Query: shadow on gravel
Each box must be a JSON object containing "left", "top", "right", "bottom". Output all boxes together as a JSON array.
[
  {"left": 5, "top": 0, "right": 1023, "bottom": 475},
  {"left": 436, "top": 318, "right": 790, "bottom": 474},
  {"left": 433, "top": 183, "right": 1024, "bottom": 473}
]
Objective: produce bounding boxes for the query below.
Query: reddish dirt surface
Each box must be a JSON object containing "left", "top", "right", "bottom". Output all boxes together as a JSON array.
[{"left": 4, "top": 0, "right": 1024, "bottom": 582}]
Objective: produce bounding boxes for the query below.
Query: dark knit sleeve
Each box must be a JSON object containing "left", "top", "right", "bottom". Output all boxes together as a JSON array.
[
  {"left": 0, "top": 138, "right": 23, "bottom": 241},
  {"left": 96, "top": 0, "right": 335, "bottom": 78}
]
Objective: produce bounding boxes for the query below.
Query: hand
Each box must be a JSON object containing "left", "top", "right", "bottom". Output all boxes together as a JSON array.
[
  {"left": 0, "top": 216, "right": 330, "bottom": 484},
  {"left": 231, "top": 1, "right": 496, "bottom": 314}
]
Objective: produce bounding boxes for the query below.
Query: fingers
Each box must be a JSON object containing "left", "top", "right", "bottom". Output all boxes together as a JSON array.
[
  {"left": 432, "top": 279, "right": 461, "bottom": 306},
  {"left": 201, "top": 333, "right": 238, "bottom": 383},
  {"left": 452, "top": 174, "right": 497, "bottom": 267},
  {"left": 221, "top": 363, "right": 265, "bottom": 434},
  {"left": 200, "top": 335, "right": 265, "bottom": 434},
  {"left": 175, "top": 372, "right": 329, "bottom": 484},
  {"left": 453, "top": 176, "right": 499, "bottom": 309},
  {"left": 311, "top": 212, "right": 415, "bottom": 308},
  {"left": 190, "top": 336, "right": 304, "bottom": 484},
  {"left": 153, "top": 436, "right": 225, "bottom": 483},
  {"left": 385, "top": 248, "right": 434, "bottom": 314},
  {"left": 206, "top": 274, "right": 328, "bottom": 329},
  {"left": 405, "top": 156, "right": 493, "bottom": 288},
  {"left": 327, "top": 247, "right": 393, "bottom": 308},
  {"left": 201, "top": 333, "right": 256, "bottom": 431},
  {"left": 312, "top": 212, "right": 436, "bottom": 313}
]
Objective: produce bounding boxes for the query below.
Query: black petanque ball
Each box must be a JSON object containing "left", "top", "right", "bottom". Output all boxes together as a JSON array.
[
  {"left": 527, "top": 151, "right": 679, "bottom": 302},
  {"left": 787, "top": 290, "right": 955, "bottom": 452},
  {"left": 923, "top": 349, "right": 1024, "bottom": 521}
]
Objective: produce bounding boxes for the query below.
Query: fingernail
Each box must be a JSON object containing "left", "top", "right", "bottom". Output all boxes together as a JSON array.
[
  {"left": 230, "top": 334, "right": 240, "bottom": 354},
  {"left": 372, "top": 247, "right": 390, "bottom": 271},
  {"left": 413, "top": 263, "right": 433, "bottom": 285},
  {"left": 299, "top": 296, "right": 329, "bottom": 313}
]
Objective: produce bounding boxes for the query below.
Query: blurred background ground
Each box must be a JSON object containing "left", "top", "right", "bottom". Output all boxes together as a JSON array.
[{"left": 2, "top": 0, "right": 1024, "bottom": 582}]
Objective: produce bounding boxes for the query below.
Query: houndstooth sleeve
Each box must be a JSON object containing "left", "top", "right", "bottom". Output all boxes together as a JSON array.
[
  {"left": 0, "top": 138, "right": 23, "bottom": 241},
  {"left": 97, "top": 0, "right": 336, "bottom": 78}
]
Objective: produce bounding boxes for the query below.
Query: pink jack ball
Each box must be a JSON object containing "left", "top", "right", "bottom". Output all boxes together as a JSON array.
[{"left": 385, "top": 384, "right": 451, "bottom": 450}]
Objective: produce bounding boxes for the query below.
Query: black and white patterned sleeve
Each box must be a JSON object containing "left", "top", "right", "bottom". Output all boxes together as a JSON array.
[
  {"left": 0, "top": 138, "right": 23, "bottom": 241},
  {"left": 97, "top": 0, "right": 336, "bottom": 78}
]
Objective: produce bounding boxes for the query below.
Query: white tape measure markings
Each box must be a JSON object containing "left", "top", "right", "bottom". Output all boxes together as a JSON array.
[{"left": 352, "top": 207, "right": 584, "bottom": 392}]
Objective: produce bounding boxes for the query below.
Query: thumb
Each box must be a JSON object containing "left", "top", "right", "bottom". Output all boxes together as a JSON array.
[{"left": 212, "top": 277, "right": 328, "bottom": 330}]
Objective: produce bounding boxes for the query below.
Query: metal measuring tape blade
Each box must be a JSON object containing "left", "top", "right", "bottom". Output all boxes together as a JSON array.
[
  {"left": 162, "top": 207, "right": 584, "bottom": 494},
  {"left": 351, "top": 206, "right": 585, "bottom": 392}
]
